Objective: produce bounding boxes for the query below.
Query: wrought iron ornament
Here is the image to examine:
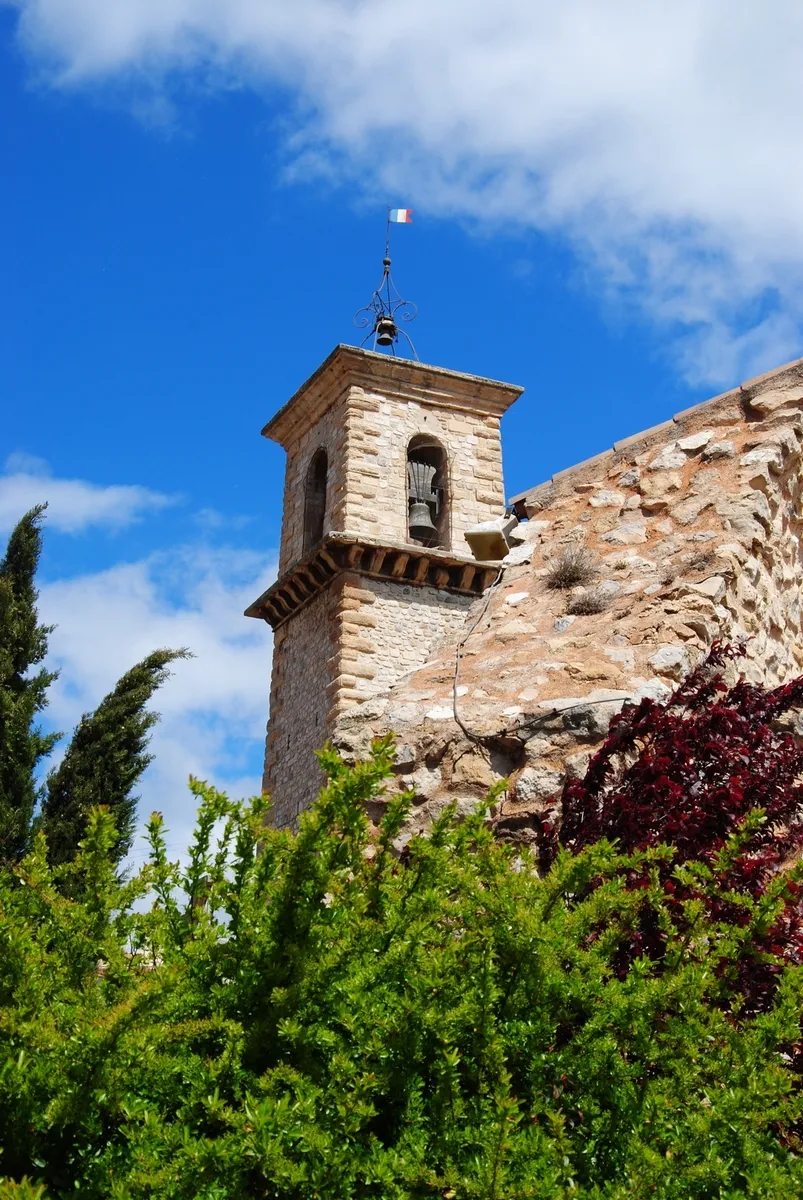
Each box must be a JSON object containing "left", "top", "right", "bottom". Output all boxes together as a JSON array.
[{"left": 354, "top": 209, "right": 418, "bottom": 359}]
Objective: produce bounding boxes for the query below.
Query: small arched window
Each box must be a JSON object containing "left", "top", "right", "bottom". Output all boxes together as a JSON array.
[
  {"left": 303, "top": 448, "right": 328, "bottom": 553},
  {"left": 407, "top": 436, "right": 449, "bottom": 549}
]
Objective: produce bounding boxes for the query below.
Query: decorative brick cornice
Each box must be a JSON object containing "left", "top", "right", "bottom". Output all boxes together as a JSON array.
[
  {"left": 245, "top": 533, "right": 499, "bottom": 629},
  {"left": 263, "top": 344, "right": 524, "bottom": 449}
]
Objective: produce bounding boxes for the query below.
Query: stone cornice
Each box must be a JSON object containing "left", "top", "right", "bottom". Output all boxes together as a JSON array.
[
  {"left": 245, "top": 532, "right": 499, "bottom": 629},
  {"left": 262, "top": 345, "right": 524, "bottom": 449}
]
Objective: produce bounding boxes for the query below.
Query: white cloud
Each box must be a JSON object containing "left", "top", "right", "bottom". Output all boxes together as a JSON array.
[
  {"left": 9, "top": 0, "right": 803, "bottom": 382},
  {"left": 0, "top": 455, "right": 176, "bottom": 534},
  {"left": 39, "top": 543, "right": 276, "bottom": 865}
]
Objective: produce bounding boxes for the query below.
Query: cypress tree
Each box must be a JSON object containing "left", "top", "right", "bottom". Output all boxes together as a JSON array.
[
  {"left": 40, "top": 648, "right": 190, "bottom": 867},
  {"left": 0, "top": 505, "right": 60, "bottom": 863}
]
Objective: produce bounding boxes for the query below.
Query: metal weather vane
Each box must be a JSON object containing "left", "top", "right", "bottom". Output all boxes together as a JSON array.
[{"left": 354, "top": 208, "right": 418, "bottom": 359}]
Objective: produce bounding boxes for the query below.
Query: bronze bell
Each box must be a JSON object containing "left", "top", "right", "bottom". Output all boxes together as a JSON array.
[
  {"left": 408, "top": 500, "right": 438, "bottom": 544},
  {"left": 375, "top": 315, "right": 397, "bottom": 346},
  {"left": 407, "top": 457, "right": 439, "bottom": 544}
]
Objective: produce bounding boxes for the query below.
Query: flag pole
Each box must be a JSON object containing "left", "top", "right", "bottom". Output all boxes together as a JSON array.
[{"left": 385, "top": 206, "right": 391, "bottom": 260}]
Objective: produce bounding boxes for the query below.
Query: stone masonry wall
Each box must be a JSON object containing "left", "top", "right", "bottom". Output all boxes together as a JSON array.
[
  {"left": 330, "top": 357, "right": 803, "bottom": 848},
  {"left": 338, "top": 386, "right": 505, "bottom": 554},
  {"left": 263, "top": 589, "right": 333, "bottom": 827},
  {"left": 276, "top": 384, "right": 506, "bottom": 574},
  {"left": 277, "top": 394, "right": 349, "bottom": 575},
  {"left": 342, "top": 578, "right": 475, "bottom": 702},
  {"left": 265, "top": 572, "right": 477, "bottom": 825}
]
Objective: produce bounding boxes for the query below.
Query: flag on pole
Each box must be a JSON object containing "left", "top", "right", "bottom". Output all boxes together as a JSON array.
[{"left": 389, "top": 208, "right": 413, "bottom": 224}]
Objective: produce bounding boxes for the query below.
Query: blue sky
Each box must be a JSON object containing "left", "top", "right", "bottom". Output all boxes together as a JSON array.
[{"left": 3, "top": 1, "right": 802, "bottom": 860}]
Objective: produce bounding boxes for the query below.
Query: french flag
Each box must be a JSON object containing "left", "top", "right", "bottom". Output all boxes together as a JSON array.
[{"left": 389, "top": 208, "right": 413, "bottom": 223}]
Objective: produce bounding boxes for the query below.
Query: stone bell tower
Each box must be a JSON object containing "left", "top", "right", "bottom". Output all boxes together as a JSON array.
[{"left": 246, "top": 344, "right": 523, "bottom": 826}]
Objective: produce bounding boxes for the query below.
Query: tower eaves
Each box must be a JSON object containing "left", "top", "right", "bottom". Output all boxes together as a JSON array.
[{"left": 262, "top": 344, "right": 524, "bottom": 450}]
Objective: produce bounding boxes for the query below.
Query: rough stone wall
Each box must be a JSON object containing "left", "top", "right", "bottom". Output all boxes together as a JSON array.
[
  {"left": 264, "top": 572, "right": 476, "bottom": 825},
  {"left": 345, "top": 578, "right": 475, "bottom": 700},
  {"left": 263, "top": 589, "right": 334, "bottom": 827},
  {"left": 331, "top": 358, "right": 803, "bottom": 846}
]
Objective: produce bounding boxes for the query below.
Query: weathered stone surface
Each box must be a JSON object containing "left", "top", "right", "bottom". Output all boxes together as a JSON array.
[
  {"left": 589, "top": 489, "right": 626, "bottom": 508},
  {"left": 391, "top": 744, "right": 417, "bottom": 773},
  {"left": 686, "top": 575, "right": 726, "bottom": 601},
  {"left": 702, "top": 440, "right": 735, "bottom": 460},
  {"left": 601, "top": 520, "right": 647, "bottom": 545},
  {"left": 565, "top": 749, "right": 593, "bottom": 780},
  {"left": 649, "top": 444, "right": 687, "bottom": 470},
  {"left": 638, "top": 471, "right": 683, "bottom": 497},
  {"left": 670, "top": 495, "right": 713, "bottom": 526},
  {"left": 502, "top": 542, "right": 535, "bottom": 566},
  {"left": 677, "top": 430, "right": 714, "bottom": 451},
  {"left": 740, "top": 446, "right": 784, "bottom": 471},
  {"left": 690, "top": 468, "right": 721, "bottom": 493},
  {"left": 513, "top": 766, "right": 564, "bottom": 805},
  {"left": 648, "top": 644, "right": 691, "bottom": 679},
  {"left": 746, "top": 386, "right": 803, "bottom": 416},
  {"left": 450, "top": 752, "right": 500, "bottom": 792}
]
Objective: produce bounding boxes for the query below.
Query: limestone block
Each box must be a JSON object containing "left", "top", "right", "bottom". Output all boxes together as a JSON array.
[
  {"left": 450, "top": 752, "right": 500, "bottom": 791},
  {"left": 675, "top": 430, "right": 713, "bottom": 452},
  {"left": 736, "top": 574, "right": 758, "bottom": 608},
  {"left": 673, "top": 611, "right": 718, "bottom": 642},
  {"left": 565, "top": 750, "right": 593, "bottom": 781},
  {"left": 686, "top": 575, "right": 726, "bottom": 601},
  {"left": 746, "top": 386, "right": 803, "bottom": 416},
  {"left": 669, "top": 495, "right": 713, "bottom": 526},
  {"left": 391, "top": 744, "right": 417, "bottom": 773},
  {"left": 601, "top": 520, "right": 647, "bottom": 545},
  {"left": 631, "top": 679, "right": 673, "bottom": 703},
  {"left": 346, "top": 610, "right": 378, "bottom": 628},
  {"left": 589, "top": 490, "right": 626, "bottom": 508},
  {"left": 648, "top": 644, "right": 690, "bottom": 679},
  {"left": 715, "top": 494, "right": 770, "bottom": 544},
  {"left": 690, "top": 468, "right": 722, "bottom": 493},
  {"left": 513, "top": 766, "right": 564, "bottom": 806},
  {"left": 740, "top": 445, "right": 784, "bottom": 472},
  {"left": 618, "top": 467, "right": 641, "bottom": 487},
  {"left": 702, "top": 440, "right": 735, "bottom": 461},
  {"left": 638, "top": 471, "right": 683, "bottom": 497},
  {"left": 649, "top": 444, "right": 687, "bottom": 470},
  {"left": 604, "top": 645, "right": 636, "bottom": 672},
  {"left": 497, "top": 619, "right": 537, "bottom": 643},
  {"left": 425, "top": 705, "right": 455, "bottom": 721},
  {"left": 563, "top": 699, "right": 626, "bottom": 739}
]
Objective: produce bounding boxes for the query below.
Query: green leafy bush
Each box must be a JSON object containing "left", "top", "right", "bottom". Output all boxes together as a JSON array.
[{"left": 1, "top": 735, "right": 802, "bottom": 1198}]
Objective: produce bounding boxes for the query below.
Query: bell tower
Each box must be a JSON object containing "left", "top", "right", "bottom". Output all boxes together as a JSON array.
[{"left": 246, "top": 345, "right": 523, "bottom": 826}]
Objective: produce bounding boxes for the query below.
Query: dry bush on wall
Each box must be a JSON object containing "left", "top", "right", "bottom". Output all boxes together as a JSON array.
[
  {"left": 565, "top": 587, "right": 612, "bottom": 616},
  {"left": 545, "top": 546, "right": 600, "bottom": 591}
]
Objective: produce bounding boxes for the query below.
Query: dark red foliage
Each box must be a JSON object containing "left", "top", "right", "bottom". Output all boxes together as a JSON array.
[{"left": 539, "top": 642, "right": 803, "bottom": 1013}]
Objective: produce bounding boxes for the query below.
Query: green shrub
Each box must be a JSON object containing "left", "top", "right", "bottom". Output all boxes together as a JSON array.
[{"left": 0, "top": 736, "right": 801, "bottom": 1198}]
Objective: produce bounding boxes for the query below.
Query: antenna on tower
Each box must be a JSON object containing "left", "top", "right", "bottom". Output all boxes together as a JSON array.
[{"left": 354, "top": 208, "right": 418, "bottom": 359}]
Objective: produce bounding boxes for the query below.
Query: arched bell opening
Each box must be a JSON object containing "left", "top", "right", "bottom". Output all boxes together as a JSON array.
[
  {"left": 406, "top": 436, "right": 449, "bottom": 549},
  {"left": 303, "top": 448, "right": 328, "bottom": 554}
]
